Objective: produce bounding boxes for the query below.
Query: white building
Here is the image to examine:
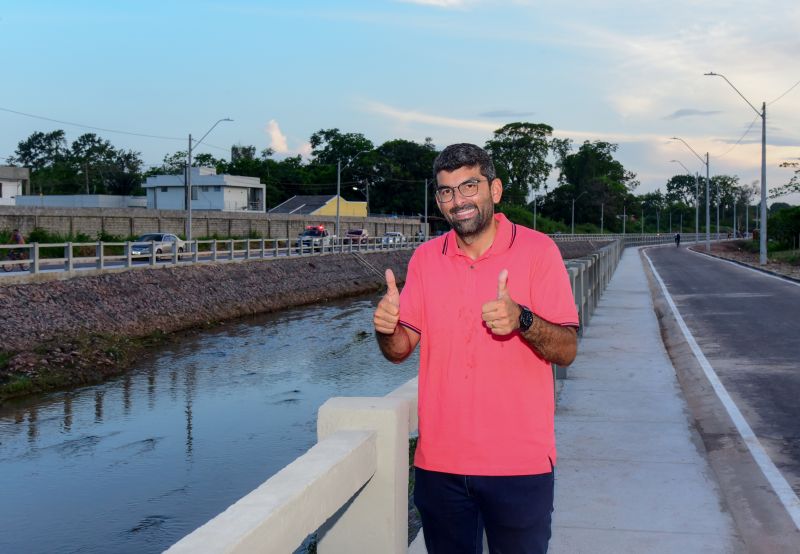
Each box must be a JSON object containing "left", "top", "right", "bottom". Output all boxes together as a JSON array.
[
  {"left": 143, "top": 167, "right": 265, "bottom": 212},
  {"left": 0, "top": 166, "right": 30, "bottom": 206}
]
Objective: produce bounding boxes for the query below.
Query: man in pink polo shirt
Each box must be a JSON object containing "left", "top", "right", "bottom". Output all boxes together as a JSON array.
[{"left": 374, "top": 143, "right": 578, "bottom": 553}]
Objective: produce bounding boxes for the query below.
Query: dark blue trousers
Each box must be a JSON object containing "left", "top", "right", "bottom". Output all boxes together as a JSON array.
[{"left": 414, "top": 467, "right": 554, "bottom": 554}]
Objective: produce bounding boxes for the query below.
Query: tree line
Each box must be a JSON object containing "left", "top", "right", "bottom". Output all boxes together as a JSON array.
[{"left": 7, "top": 123, "right": 793, "bottom": 234}]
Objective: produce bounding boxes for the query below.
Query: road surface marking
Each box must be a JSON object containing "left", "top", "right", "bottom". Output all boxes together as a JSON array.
[{"left": 643, "top": 248, "right": 800, "bottom": 531}]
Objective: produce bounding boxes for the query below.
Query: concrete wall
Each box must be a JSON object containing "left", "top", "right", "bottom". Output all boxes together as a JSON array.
[
  {"left": 15, "top": 195, "right": 146, "bottom": 209},
  {"left": 0, "top": 205, "right": 424, "bottom": 240}
]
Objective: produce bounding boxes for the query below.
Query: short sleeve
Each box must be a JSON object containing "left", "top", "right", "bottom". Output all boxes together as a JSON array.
[
  {"left": 530, "top": 238, "right": 579, "bottom": 328},
  {"left": 399, "top": 250, "right": 424, "bottom": 335}
]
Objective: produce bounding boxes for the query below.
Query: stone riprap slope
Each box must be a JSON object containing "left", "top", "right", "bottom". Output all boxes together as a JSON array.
[{"left": 0, "top": 241, "right": 605, "bottom": 400}]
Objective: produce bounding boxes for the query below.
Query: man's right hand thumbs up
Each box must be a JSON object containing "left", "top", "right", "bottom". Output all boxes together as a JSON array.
[{"left": 374, "top": 269, "right": 401, "bottom": 334}]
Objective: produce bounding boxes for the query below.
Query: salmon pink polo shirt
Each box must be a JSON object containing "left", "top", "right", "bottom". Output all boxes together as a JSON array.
[{"left": 399, "top": 214, "right": 579, "bottom": 476}]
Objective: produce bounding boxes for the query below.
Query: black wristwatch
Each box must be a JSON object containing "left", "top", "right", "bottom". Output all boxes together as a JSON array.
[{"left": 518, "top": 304, "right": 534, "bottom": 332}]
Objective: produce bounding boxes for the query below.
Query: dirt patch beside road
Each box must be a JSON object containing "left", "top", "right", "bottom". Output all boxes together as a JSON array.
[{"left": 689, "top": 240, "right": 800, "bottom": 282}]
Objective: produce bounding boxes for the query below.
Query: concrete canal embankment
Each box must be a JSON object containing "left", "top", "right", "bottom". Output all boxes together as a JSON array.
[
  {"left": 0, "top": 251, "right": 413, "bottom": 401},
  {"left": 0, "top": 240, "right": 603, "bottom": 402}
]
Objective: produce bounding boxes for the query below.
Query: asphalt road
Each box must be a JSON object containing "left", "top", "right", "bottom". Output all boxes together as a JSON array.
[{"left": 647, "top": 245, "right": 800, "bottom": 499}]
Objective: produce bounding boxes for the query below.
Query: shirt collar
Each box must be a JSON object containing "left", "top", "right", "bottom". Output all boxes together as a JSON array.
[{"left": 442, "top": 213, "right": 516, "bottom": 258}]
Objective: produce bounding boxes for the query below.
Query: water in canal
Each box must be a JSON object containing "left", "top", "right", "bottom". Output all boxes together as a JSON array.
[{"left": 0, "top": 295, "right": 418, "bottom": 554}]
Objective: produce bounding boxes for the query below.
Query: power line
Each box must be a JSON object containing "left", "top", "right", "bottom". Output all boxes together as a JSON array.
[
  {"left": 712, "top": 114, "right": 760, "bottom": 159},
  {"left": 0, "top": 106, "right": 186, "bottom": 141},
  {"left": 768, "top": 77, "right": 800, "bottom": 106}
]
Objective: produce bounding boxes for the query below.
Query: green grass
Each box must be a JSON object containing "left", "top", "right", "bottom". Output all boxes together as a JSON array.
[{"left": 770, "top": 249, "right": 800, "bottom": 265}]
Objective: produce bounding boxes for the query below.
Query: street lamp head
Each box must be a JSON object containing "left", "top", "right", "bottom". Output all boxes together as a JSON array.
[{"left": 704, "top": 72, "right": 718, "bottom": 77}]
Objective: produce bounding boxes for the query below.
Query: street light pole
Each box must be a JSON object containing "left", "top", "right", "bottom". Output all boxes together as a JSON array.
[
  {"left": 671, "top": 138, "right": 711, "bottom": 251},
  {"left": 670, "top": 159, "right": 699, "bottom": 243},
  {"left": 622, "top": 205, "right": 626, "bottom": 236},
  {"left": 187, "top": 118, "right": 232, "bottom": 245},
  {"left": 600, "top": 203, "right": 604, "bottom": 234},
  {"left": 641, "top": 207, "right": 644, "bottom": 235},
  {"left": 716, "top": 181, "right": 720, "bottom": 240},
  {"left": 571, "top": 190, "right": 586, "bottom": 235},
  {"left": 335, "top": 150, "right": 369, "bottom": 240},
  {"left": 705, "top": 72, "right": 767, "bottom": 264},
  {"left": 336, "top": 159, "right": 341, "bottom": 239}
]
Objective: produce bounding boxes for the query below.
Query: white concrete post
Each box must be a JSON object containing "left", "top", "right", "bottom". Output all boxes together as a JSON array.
[
  {"left": 96, "top": 241, "right": 104, "bottom": 270},
  {"left": 316, "top": 396, "right": 410, "bottom": 553},
  {"left": 125, "top": 241, "right": 132, "bottom": 268},
  {"left": 65, "top": 242, "right": 74, "bottom": 272}
]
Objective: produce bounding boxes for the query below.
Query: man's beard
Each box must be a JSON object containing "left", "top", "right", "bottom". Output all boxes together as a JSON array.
[{"left": 446, "top": 201, "right": 493, "bottom": 239}]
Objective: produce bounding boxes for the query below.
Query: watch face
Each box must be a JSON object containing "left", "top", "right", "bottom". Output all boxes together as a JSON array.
[{"left": 519, "top": 305, "right": 534, "bottom": 331}]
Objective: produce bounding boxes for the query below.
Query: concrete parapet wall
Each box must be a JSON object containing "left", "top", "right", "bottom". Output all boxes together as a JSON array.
[{"left": 0, "top": 206, "right": 422, "bottom": 240}]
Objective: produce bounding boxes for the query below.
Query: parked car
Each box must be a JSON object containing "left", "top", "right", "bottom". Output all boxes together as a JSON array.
[
  {"left": 381, "top": 232, "right": 406, "bottom": 245},
  {"left": 131, "top": 233, "right": 185, "bottom": 258},
  {"left": 296, "top": 225, "right": 333, "bottom": 252},
  {"left": 346, "top": 228, "right": 369, "bottom": 244}
]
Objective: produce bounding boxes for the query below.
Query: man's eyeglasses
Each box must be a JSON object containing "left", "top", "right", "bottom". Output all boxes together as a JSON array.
[{"left": 434, "top": 178, "right": 486, "bottom": 203}]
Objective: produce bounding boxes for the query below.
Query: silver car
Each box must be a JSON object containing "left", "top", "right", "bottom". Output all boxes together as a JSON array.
[{"left": 131, "top": 233, "right": 186, "bottom": 258}]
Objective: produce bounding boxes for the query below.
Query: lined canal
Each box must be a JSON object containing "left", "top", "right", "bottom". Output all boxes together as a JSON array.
[{"left": 0, "top": 295, "right": 418, "bottom": 553}]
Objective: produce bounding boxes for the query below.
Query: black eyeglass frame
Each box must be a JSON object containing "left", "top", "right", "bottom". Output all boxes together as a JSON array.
[{"left": 434, "top": 177, "right": 488, "bottom": 203}]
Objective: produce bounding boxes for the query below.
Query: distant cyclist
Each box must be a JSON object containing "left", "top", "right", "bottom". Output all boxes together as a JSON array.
[
  {"left": 4, "top": 228, "right": 28, "bottom": 270},
  {"left": 674, "top": 232, "right": 681, "bottom": 248},
  {"left": 9, "top": 229, "right": 25, "bottom": 247}
]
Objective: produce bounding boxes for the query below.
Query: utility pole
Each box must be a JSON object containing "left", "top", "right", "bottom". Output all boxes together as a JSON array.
[
  {"left": 187, "top": 133, "right": 193, "bottom": 242},
  {"left": 641, "top": 208, "right": 644, "bottom": 235},
  {"left": 622, "top": 205, "right": 626, "bottom": 235},
  {"left": 600, "top": 203, "right": 604, "bottom": 234},
  {"left": 760, "top": 101, "right": 767, "bottom": 262},
  {"left": 705, "top": 154, "right": 711, "bottom": 250},
  {"left": 336, "top": 159, "right": 341, "bottom": 239},
  {"left": 424, "top": 178, "right": 428, "bottom": 240},
  {"left": 695, "top": 173, "right": 699, "bottom": 244},
  {"left": 186, "top": 118, "right": 232, "bottom": 245},
  {"left": 716, "top": 180, "right": 720, "bottom": 240}
]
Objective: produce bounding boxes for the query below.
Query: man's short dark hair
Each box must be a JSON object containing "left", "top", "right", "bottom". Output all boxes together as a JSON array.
[{"left": 433, "top": 143, "right": 496, "bottom": 182}]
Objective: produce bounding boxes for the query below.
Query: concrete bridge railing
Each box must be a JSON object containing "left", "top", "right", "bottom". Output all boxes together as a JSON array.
[
  {"left": 167, "top": 237, "right": 637, "bottom": 553},
  {"left": 166, "top": 379, "right": 419, "bottom": 554}
]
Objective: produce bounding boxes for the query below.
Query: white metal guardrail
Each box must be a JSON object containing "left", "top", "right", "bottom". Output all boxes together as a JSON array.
[{"left": 0, "top": 236, "right": 421, "bottom": 276}]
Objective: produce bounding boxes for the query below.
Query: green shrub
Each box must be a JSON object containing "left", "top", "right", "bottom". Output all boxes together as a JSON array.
[
  {"left": 497, "top": 204, "right": 533, "bottom": 227},
  {"left": 768, "top": 206, "right": 800, "bottom": 249}
]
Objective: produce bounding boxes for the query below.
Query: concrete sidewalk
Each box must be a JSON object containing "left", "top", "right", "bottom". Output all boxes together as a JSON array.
[{"left": 550, "top": 248, "right": 744, "bottom": 553}]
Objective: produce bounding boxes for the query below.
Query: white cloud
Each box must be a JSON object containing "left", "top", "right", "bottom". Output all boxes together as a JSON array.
[
  {"left": 365, "top": 100, "right": 496, "bottom": 132},
  {"left": 363, "top": 99, "right": 667, "bottom": 145},
  {"left": 298, "top": 142, "right": 313, "bottom": 159},
  {"left": 264, "top": 119, "right": 289, "bottom": 153}
]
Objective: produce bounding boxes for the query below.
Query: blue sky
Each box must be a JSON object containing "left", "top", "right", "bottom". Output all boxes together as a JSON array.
[{"left": 2, "top": 0, "right": 799, "bottom": 203}]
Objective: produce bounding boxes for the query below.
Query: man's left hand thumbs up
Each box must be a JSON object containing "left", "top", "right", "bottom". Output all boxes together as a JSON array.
[{"left": 482, "top": 269, "right": 521, "bottom": 336}]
